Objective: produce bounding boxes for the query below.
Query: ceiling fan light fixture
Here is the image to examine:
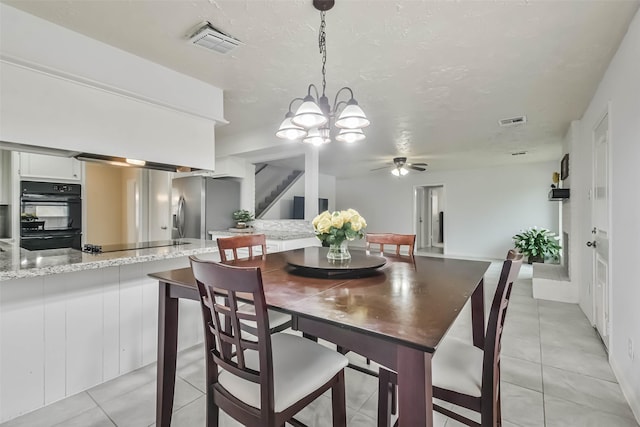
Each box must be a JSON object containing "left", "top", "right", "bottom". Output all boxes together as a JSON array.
[
  {"left": 391, "top": 166, "right": 409, "bottom": 177},
  {"left": 292, "top": 96, "right": 328, "bottom": 129},
  {"left": 335, "top": 128, "right": 365, "bottom": 143},
  {"left": 276, "top": 113, "right": 308, "bottom": 140},
  {"left": 335, "top": 101, "right": 370, "bottom": 129}
]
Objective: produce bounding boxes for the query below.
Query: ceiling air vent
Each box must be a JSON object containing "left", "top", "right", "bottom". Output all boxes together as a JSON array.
[
  {"left": 187, "top": 22, "right": 242, "bottom": 54},
  {"left": 498, "top": 115, "right": 527, "bottom": 127}
]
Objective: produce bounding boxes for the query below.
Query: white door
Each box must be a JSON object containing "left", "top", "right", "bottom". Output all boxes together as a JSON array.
[
  {"left": 591, "top": 113, "right": 610, "bottom": 349},
  {"left": 431, "top": 187, "right": 444, "bottom": 248},
  {"left": 415, "top": 187, "right": 429, "bottom": 248},
  {"left": 148, "top": 170, "right": 172, "bottom": 241}
]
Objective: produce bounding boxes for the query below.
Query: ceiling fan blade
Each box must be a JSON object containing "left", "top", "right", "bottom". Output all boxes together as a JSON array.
[
  {"left": 409, "top": 162, "right": 428, "bottom": 167},
  {"left": 408, "top": 165, "right": 426, "bottom": 172},
  {"left": 370, "top": 165, "right": 391, "bottom": 171}
]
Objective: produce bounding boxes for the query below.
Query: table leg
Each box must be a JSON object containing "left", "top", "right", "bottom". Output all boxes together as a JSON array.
[
  {"left": 471, "top": 277, "right": 485, "bottom": 349},
  {"left": 156, "top": 281, "right": 179, "bottom": 427},
  {"left": 397, "top": 346, "right": 433, "bottom": 427}
]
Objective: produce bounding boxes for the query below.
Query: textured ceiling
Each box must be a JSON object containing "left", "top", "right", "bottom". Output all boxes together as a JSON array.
[{"left": 3, "top": 0, "right": 638, "bottom": 177}]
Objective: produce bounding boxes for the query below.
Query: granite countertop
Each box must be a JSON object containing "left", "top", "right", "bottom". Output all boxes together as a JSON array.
[
  {"left": 0, "top": 238, "right": 218, "bottom": 282},
  {"left": 208, "top": 230, "right": 317, "bottom": 241}
]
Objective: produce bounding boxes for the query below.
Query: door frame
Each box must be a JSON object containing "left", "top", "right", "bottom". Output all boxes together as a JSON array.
[
  {"left": 413, "top": 184, "right": 446, "bottom": 252},
  {"left": 590, "top": 103, "right": 613, "bottom": 346}
]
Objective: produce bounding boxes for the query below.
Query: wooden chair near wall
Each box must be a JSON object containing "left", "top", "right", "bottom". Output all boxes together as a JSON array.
[
  {"left": 216, "top": 234, "right": 291, "bottom": 335},
  {"left": 190, "top": 256, "right": 348, "bottom": 427},
  {"left": 506, "top": 248, "right": 524, "bottom": 261},
  {"left": 377, "top": 258, "right": 523, "bottom": 427},
  {"left": 365, "top": 233, "right": 416, "bottom": 256},
  {"left": 217, "top": 234, "right": 268, "bottom": 262}
]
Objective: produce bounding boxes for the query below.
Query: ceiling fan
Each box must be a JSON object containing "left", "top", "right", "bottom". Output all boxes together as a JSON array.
[{"left": 372, "top": 157, "right": 428, "bottom": 176}]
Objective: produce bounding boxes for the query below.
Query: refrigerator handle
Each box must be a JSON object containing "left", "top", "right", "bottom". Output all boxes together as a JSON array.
[{"left": 176, "top": 196, "right": 185, "bottom": 239}]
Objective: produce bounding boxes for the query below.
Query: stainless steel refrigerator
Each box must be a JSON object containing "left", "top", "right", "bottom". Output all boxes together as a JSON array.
[{"left": 171, "top": 176, "right": 240, "bottom": 239}]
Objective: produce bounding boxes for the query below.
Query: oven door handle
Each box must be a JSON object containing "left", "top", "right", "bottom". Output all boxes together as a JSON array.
[{"left": 21, "top": 234, "right": 78, "bottom": 240}]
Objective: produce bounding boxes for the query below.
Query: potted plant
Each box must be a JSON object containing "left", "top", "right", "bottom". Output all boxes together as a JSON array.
[
  {"left": 232, "top": 209, "right": 254, "bottom": 229},
  {"left": 512, "top": 227, "right": 561, "bottom": 264}
]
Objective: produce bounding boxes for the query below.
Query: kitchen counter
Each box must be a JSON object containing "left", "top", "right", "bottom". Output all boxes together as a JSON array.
[
  {"left": 208, "top": 230, "right": 317, "bottom": 241},
  {"left": 0, "top": 238, "right": 218, "bottom": 281}
]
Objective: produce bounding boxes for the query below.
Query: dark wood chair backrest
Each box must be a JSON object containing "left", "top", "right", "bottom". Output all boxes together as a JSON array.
[
  {"left": 481, "top": 257, "right": 523, "bottom": 422},
  {"left": 189, "top": 256, "right": 275, "bottom": 413},
  {"left": 217, "top": 234, "right": 267, "bottom": 262},
  {"left": 366, "top": 233, "right": 416, "bottom": 256}
]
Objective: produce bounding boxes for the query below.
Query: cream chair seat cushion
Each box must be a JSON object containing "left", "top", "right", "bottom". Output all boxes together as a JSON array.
[
  {"left": 218, "top": 332, "right": 348, "bottom": 412},
  {"left": 432, "top": 337, "right": 484, "bottom": 397}
]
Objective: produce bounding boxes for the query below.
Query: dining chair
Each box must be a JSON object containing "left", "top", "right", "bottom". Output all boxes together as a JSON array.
[
  {"left": 378, "top": 258, "right": 523, "bottom": 427},
  {"left": 190, "top": 256, "right": 348, "bottom": 427},
  {"left": 366, "top": 233, "right": 416, "bottom": 256},
  {"left": 216, "top": 234, "right": 292, "bottom": 335},
  {"left": 506, "top": 248, "right": 524, "bottom": 261}
]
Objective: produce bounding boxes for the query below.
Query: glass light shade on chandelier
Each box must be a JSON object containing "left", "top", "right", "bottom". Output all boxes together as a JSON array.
[
  {"left": 291, "top": 96, "right": 328, "bottom": 129},
  {"left": 275, "top": 112, "right": 307, "bottom": 140},
  {"left": 391, "top": 166, "right": 409, "bottom": 177},
  {"left": 335, "top": 128, "right": 365, "bottom": 143},
  {"left": 276, "top": 2, "right": 369, "bottom": 145},
  {"left": 303, "top": 128, "right": 331, "bottom": 146}
]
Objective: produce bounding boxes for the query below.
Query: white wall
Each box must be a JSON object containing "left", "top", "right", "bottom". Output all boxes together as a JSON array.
[
  {"left": 572, "top": 9, "right": 640, "bottom": 420},
  {"left": 0, "top": 4, "right": 223, "bottom": 171},
  {"left": 337, "top": 161, "right": 559, "bottom": 259},
  {"left": 261, "top": 173, "right": 336, "bottom": 220}
]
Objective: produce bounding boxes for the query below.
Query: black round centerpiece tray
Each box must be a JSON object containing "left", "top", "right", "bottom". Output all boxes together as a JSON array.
[{"left": 285, "top": 247, "right": 386, "bottom": 278}]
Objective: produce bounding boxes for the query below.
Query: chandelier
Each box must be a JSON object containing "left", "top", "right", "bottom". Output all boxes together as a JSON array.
[{"left": 276, "top": 0, "right": 369, "bottom": 146}]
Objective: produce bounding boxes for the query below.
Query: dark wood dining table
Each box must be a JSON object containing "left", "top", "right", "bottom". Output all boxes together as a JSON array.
[{"left": 150, "top": 247, "right": 490, "bottom": 427}]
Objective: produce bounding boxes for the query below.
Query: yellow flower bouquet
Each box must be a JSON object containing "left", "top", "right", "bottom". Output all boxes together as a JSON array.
[{"left": 312, "top": 209, "right": 367, "bottom": 260}]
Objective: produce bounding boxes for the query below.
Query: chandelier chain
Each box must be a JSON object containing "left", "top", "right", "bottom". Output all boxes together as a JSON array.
[{"left": 319, "top": 11, "right": 327, "bottom": 97}]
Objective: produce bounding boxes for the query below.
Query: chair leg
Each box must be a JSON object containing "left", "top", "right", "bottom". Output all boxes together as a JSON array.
[
  {"left": 332, "top": 370, "right": 347, "bottom": 427},
  {"left": 496, "top": 387, "right": 502, "bottom": 427},
  {"left": 206, "top": 389, "right": 219, "bottom": 427},
  {"left": 378, "top": 368, "right": 393, "bottom": 427},
  {"left": 390, "top": 383, "right": 397, "bottom": 416}
]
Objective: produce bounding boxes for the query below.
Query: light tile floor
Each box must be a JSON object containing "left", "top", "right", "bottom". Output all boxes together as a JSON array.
[{"left": 2, "top": 262, "right": 638, "bottom": 427}]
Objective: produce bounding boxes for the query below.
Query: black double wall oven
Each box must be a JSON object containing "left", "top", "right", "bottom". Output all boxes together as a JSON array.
[{"left": 20, "top": 181, "right": 82, "bottom": 250}]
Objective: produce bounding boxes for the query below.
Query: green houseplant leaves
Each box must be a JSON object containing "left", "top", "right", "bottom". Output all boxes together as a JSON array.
[
  {"left": 512, "top": 227, "right": 561, "bottom": 263},
  {"left": 232, "top": 209, "right": 254, "bottom": 223}
]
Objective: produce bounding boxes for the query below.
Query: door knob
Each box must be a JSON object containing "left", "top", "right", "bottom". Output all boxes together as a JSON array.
[{"left": 586, "top": 241, "right": 597, "bottom": 248}]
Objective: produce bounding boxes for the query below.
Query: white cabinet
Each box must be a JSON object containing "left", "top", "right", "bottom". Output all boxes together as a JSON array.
[{"left": 19, "top": 152, "right": 82, "bottom": 181}]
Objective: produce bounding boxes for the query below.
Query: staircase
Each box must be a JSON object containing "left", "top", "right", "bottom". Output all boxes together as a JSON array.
[{"left": 255, "top": 169, "right": 303, "bottom": 218}]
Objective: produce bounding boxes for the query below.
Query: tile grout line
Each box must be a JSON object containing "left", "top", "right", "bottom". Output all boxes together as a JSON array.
[
  {"left": 536, "top": 297, "right": 548, "bottom": 427},
  {"left": 85, "top": 390, "right": 118, "bottom": 427}
]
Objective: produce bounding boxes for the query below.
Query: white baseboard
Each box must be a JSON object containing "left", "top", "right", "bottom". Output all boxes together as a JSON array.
[{"left": 610, "top": 355, "right": 640, "bottom": 424}]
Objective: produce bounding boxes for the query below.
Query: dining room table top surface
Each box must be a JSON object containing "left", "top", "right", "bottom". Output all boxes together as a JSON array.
[{"left": 149, "top": 247, "right": 490, "bottom": 353}]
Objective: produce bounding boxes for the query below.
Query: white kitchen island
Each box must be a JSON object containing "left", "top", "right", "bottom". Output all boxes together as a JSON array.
[
  {"left": 0, "top": 239, "right": 219, "bottom": 423},
  {"left": 0, "top": 230, "right": 322, "bottom": 423}
]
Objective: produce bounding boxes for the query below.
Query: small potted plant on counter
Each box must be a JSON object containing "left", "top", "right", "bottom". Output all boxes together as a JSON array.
[
  {"left": 513, "top": 227, "right": 561, "bottom": 264},
  {"left": 232, "top": 209, "right": 254, "bottom": 229}
]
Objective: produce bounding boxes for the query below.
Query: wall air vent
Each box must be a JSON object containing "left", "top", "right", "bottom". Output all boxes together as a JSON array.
[
  {"left": 187, "top": 22, "right": 242, "bottom": 54},
  {"left": 498, "top": 115, "right": 527, "bottom": 127}
]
